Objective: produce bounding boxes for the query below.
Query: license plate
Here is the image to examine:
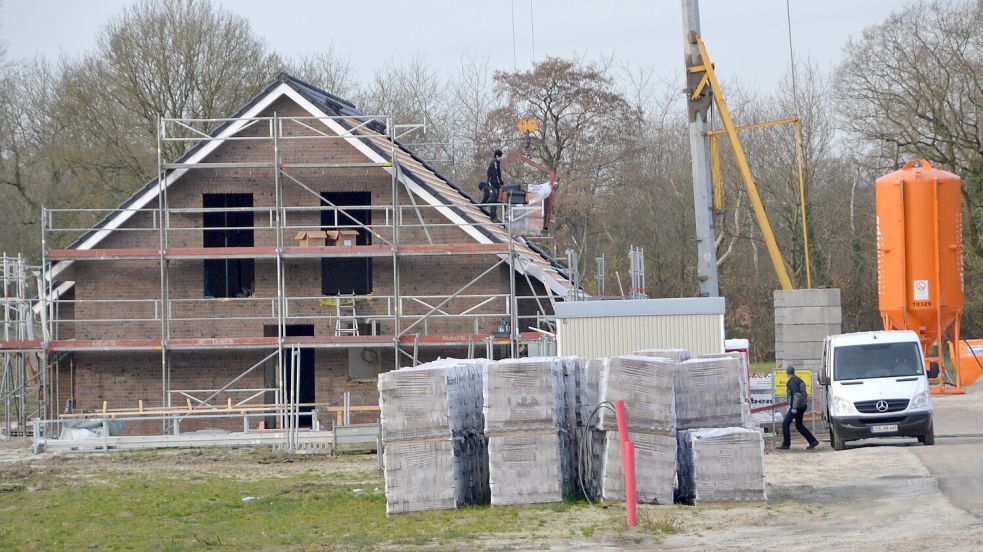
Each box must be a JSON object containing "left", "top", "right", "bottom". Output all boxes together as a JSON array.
[{"left": 869, "top": 424, "right": 899, "bottom": 434}]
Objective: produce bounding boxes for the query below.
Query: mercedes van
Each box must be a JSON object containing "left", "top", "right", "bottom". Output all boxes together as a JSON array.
[{"left": 819, "top": 330, "right": 937, "bottom": 450}]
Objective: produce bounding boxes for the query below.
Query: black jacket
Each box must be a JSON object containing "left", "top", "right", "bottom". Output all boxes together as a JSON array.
[
  {"left": 787, "top": 374, "right": 807, "bottom": 409},
  {"left": 487, "top": 158, "right": 503, "bottom": 188}
]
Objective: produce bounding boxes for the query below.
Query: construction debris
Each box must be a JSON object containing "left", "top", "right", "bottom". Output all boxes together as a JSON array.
[
  {"left": 378, "top": 358, "right": 491, "bottom": 515},
  {"left": 677, "top": 427, "right": 766, "bottom": 503}
]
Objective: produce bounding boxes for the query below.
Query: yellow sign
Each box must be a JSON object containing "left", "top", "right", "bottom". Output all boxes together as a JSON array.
[{"left": 773, "top": 370, "right": 813, "bottom": 396}]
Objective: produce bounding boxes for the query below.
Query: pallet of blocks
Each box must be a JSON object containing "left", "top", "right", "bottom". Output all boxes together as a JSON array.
[
  {"left": 675, "top": 356, "right": 750, "bottom": 431},
  {"left": 377, "top": 358, "right": 491, "bottom": 515},
  {"left": 698, "top": 351, "right": 752, "bottom": 426},
  {"left": 677, "top": 427, "right": 766, "bottom": 503},
  {"left": 594, "top": 355, "right": 677, "bottom": 505},
  {"left": 483, "top": 357, "right": 583, "bottom": 506}
]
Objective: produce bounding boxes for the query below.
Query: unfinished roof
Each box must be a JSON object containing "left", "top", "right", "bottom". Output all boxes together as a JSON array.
[{"left": 46, "top": 73, "right": 575, "bottom": 298}]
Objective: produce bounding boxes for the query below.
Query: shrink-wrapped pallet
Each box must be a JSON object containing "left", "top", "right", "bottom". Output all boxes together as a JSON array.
[
  {"left": 596, "top": 355, "right": 676, "bottom": 434},
  {"left": 599, "top": 430, "right": 677, "bottom": 504},
  {"left": 378, "top": 358, "right": 491, "bottom": 515},
  {"left": 675, "top": 357, "right": 749, "bottom": 430},
  {"left": 484, "top": 357, "right": 582, "bottom": 505},
  {"left": 677, "top": 427, "right": 766, "bottom": 503},
  {"left": 486, "top": 429, "right": 578, "bottom": 505}
]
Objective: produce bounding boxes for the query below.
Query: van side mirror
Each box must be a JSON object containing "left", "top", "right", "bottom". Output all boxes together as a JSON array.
[
  {"left": 817, "top": 372, "right": 829, "bottom": 386},
  {"left": 927, "top": 362, "right": 940, "bottom": 379}
]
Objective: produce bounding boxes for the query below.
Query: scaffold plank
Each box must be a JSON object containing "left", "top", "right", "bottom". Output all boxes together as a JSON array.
[
  {"left": 0, "top": 340, "right": 42, "bottom": 351},
  {"left": 398, "top": 243, "right": 509, "bottom": 255},
  {"left": 164, "top": 247, "right": 277, "bottom": 259},
  {"left": 168, "top": 337, "right": 278, "bottom": 349},
  {"left": 284, "top": 335, "right": 393, "bottom": 347},
  {"left": 281, "top": 245, "right": 393, "bottom": 258},
  {"left": 397, "top": 334, "right": 512, "bottom": 345},
  {"left": 49, "top": 339, "right": 162, "bottom": 351},
  {"left": 47, "top": 248, "right": 160, "bottom": 260}
]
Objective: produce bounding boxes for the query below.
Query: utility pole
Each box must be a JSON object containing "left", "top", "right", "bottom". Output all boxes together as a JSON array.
[{"left": 681, "top": 0, "right": 719, "bottom": 297}]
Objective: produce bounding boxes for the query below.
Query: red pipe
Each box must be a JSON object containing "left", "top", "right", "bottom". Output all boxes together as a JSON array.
[{"left": 614, "top": 399, "right": 638, "bottom": 528}]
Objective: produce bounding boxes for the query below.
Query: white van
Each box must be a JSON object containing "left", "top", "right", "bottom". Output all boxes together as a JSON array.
[{"left": 819, "top": 330, "right": 937, "bottom": 450}]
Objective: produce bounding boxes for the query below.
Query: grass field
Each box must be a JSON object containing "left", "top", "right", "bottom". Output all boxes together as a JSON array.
[{"left": 0, "top": 447, "right": 692, "bottom": 551}]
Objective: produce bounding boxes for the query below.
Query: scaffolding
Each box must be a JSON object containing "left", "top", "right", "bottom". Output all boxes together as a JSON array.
[
  {"left": 19, "top": 110, "right": 563, "bottom": 450},
  {"left": 1, "top": 254, "right": 43, "bottom": 438}
]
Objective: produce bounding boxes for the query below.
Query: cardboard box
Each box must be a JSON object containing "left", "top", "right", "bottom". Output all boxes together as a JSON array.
[
  {"left": 294, "top": 230, "right": 328, "bottom": 247},
  {"left": 327, "top": 229, "right": 360, "bottom": 247}
]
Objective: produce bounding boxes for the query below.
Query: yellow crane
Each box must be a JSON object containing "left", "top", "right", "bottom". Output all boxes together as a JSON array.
[{"left": 684, "top": 28, "right": 812, "bottom": 291}]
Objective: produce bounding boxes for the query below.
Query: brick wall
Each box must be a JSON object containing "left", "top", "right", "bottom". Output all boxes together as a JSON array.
[{"left": 56, "top": 94, "right": 554, "bottom": 432}]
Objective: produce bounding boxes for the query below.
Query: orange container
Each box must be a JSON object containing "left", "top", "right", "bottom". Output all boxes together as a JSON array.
[
  {"left": 876, "top": 159, "right": 963, "bottom": 356},
  {"left": 951, "top": 340, "right": 983, "bottom": 388}
]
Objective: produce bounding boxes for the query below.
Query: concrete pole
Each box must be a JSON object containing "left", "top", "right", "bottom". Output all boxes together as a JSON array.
[{"left": 682, "top": 0, "right": 719, "bottom": 297}]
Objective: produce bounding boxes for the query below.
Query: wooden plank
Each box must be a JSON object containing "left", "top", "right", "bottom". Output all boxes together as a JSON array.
[
  {"left": 0, "top": 340, "right": 42, "bottom": 351},
  {"left": 47, "top": 248, "right": 160, "bottom": 260},
  {"left": 282, "top": 245, "right": 392, "bottom": 258}
]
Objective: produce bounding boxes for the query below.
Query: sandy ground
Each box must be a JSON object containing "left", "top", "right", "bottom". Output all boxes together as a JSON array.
[{"left": 654, "top": 384, "right": 983, "bottom": 552}]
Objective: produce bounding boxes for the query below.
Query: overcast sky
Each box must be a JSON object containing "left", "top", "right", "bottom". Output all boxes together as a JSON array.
[{"left": 2, "top": 0, "right": 904, "bottom": 94}]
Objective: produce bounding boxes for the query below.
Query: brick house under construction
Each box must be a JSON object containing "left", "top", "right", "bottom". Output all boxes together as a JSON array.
[{"left": 28, "top": 74, "right": 573, "bottom": 433}]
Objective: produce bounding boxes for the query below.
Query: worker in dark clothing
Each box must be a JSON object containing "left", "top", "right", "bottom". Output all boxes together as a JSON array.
[
  {"left": 779, "top": 365, "right": 819, "bottom": 450},
  {"left": 486, "top": 149, "right": 504, "bottom": 220}
]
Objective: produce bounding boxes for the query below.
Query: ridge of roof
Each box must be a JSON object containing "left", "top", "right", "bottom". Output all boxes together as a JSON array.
[{"left": 52, "top": 74, "right": 572, "bottom": 292}]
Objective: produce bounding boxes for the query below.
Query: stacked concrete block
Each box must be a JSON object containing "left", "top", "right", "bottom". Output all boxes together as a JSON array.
[
  {"left": 774, "top": 289, "right": 841, "bottom": 375},
  {"left": 698, "top": 352, "right": 753, "bottom": 429},
  {"left": 483, "top": 357, "right": 583, "bottom": 506},
  {"left": 595, "top": 355, "right": 677, "bottom": 505},
  {"left": 676, "top": 356, "right": 750, "bottom": 430},
  {"left": 677, "top": 427, "right": 766, "bottom": 503},
  {"left": 378, "top": 358, "right": 491, "bottom": 515}
]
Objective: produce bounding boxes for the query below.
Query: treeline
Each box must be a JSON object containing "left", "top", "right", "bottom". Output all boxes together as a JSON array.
[{"left": 1, "top": 0, "right": 980, "bottom": 359}]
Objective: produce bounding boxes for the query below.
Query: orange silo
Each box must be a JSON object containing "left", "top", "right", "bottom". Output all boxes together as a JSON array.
[{"left": 876, "top": 159, "right": 966, "bottom": 393}]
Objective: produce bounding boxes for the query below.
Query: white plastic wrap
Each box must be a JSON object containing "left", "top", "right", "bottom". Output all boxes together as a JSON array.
[
  {"left": 484, "top": 357, "right": 583, "bottom": 505},
  {"left": 378, "top": 358, "right": 492, "bottom": 515},
  {"left": 596, "top": 355, "right": 676, "bottom": 434},
  {"left": 676, "top": 357, "right": 750, "bottom": 430},
  {"left": 677, "top": 427, "right": 766, "bottom": 503},
  {"left": 600, "top": 430, "right": 676, "bottom": 505}
]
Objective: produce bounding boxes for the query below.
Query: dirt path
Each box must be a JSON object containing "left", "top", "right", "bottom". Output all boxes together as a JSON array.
[
  {"left": 655, "top": 385, "right": 983, "bottom": 551},
  {"left": 655, "top": 444, "right": 983, "bottom": 551}
]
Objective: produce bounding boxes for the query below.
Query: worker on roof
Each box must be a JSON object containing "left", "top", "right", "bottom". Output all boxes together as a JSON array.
[{"left": 485, "top": 149, "right": 504, "bottom": 220}]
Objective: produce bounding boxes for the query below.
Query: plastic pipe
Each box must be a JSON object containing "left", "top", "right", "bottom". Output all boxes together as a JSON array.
[{"left": 614, "top": 399, "right": 638, "bottom": 528}]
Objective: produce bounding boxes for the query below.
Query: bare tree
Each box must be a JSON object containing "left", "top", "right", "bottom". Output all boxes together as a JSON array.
[
  {"left": 51, "top": 0, "right": 283, "bottom": 205},
  {"left": 836, "top": 0, "right": 982, "bottom": 198},
  {"left": 288, "top": 46, "right": 361, "bottom": 101}
]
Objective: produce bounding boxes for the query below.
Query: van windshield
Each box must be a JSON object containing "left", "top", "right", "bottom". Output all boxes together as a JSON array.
[{"left": 833, "top": 342, "right": 923, "bottom": 380}]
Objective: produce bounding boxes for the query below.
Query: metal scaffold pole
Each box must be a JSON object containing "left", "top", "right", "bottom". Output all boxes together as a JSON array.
[
  {"left": 273, "top": 113, "right": 290, "bottom": 444},
  {"left": 156, "top": 119, "right": 170, "bottom": 420},
  {"left": 390, "top": 117, "right": 402, "bottom": 370}
]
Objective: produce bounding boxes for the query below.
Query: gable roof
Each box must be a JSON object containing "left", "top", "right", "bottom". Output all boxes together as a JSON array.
[{"left": 47, "top": 74, "right": 575, "bottom": 298}]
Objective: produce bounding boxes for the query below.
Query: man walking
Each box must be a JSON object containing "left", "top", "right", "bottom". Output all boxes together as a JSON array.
[{"left": 780, "top": 365, "right": 820, "bottom": 450}]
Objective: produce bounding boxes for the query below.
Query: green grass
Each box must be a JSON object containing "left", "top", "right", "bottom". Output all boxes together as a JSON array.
[
  {"left": 0, "top": 455, "right": 627, "bottom": 551},
  {"left": 751, "top": 361, "right": 777, "bottom": 375}
]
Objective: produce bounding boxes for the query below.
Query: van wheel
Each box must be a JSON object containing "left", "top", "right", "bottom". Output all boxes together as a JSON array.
[
  {"left": 918, "top": 423, "right": 935, "bottom": 446},
  {"left": 830, "top": 426, "right": 846, "bottom": 451}
]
